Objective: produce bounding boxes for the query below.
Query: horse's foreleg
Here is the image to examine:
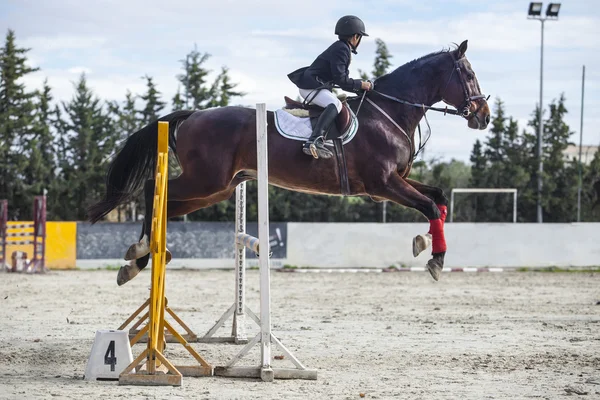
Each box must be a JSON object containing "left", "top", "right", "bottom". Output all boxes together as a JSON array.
[
  {"left": 371, "top": 174, "right": 446, "bottom": 281},
  {"left": 404, "top": 179, "right": 448, "bottom": 258}
]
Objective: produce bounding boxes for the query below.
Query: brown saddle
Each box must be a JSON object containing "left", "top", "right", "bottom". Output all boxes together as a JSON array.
[{"left": 283, "top": 96, "right": 352, "bottom": 137}]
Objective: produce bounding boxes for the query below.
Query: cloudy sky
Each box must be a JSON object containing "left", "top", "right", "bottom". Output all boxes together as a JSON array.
[{"left": 1, "top": 0, "right": 598, "bottom": 162}]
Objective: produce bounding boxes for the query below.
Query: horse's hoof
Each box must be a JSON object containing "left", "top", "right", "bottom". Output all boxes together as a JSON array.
[
  {"left": 124, "top": 238, "right": 150, "bottom": 261},
  {"left": 426, "top": 254, "right": 444, "bottom": 282},
  {"left": 166, "top": 249, "right": 172, "bottom": 264},
  {"left": 117, "top": 261, "right": 141, "bottom": 286},
  {"left": 412, "top": 233, "right": 432, "bottom": 257},
  {"left": 426, "top": 260, "right": 442, "bottom": 281}
]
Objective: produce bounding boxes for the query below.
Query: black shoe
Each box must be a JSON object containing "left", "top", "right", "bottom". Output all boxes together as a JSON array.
[{"left": 302, "top": 104, "right": 338, "bottom": 159}]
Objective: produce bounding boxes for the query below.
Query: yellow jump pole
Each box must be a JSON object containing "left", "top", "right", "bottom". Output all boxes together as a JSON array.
[{"left": 119, "top": 121, "right": 212, "bottom": 386}]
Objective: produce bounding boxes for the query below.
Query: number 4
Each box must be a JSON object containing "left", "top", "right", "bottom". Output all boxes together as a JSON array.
[{"left": 104, "top": 340, "right": 117, "bottom": 371}]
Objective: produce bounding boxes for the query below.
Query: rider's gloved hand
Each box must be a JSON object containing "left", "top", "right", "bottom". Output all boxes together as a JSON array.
[{"left": 360, "top": 81, "right": 373, "bottom": 91}]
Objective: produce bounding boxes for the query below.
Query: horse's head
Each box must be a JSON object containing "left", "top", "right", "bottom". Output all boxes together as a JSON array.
[{"left": 440, "top": 40, "right": 490, "bottom": 130}]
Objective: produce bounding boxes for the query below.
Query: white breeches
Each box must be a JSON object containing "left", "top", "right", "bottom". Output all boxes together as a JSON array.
[{"left": 299, "top": 88, "right": 342, "bottom": 113}]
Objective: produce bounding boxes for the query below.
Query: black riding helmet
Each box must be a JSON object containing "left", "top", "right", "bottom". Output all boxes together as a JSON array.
[{"left": 334, "top": 15, "right": 368, "bottom": 54}]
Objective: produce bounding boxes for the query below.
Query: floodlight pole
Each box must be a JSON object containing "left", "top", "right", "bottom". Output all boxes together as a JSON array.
[
  {"left": 536, "top": 18, "right": 545, "bottom": 223},
  {"left": 576, "top": 65, "right": 585, "bottom": 222},
  {"left": 528, "top": 7, "right": 558, "bottom": 223}
]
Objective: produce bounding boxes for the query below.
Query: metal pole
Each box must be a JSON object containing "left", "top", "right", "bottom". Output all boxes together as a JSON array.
[
  {"left": 536, "top": 19, "right": 545, "bottom": 223},
  {"left": 577, "top": 65, "right": 586, "bottom": 222},
  {"left": 232, "top": 183, "right": 247, "bottom": 342},
  {"left": 513, "top": 190, "right": 517, "bottom": 223},
  {"left": 449, "top": 190, "right": 455, "bottom": 223}
]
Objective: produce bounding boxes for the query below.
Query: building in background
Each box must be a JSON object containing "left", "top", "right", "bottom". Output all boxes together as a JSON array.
[{"left": 563, "top": 145, "right": 598, "bottom": 165}]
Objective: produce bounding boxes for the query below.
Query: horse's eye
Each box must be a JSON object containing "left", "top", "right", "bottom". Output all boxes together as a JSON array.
[{"left": 467, "top": 74, "right": 474, "bottom": 81}]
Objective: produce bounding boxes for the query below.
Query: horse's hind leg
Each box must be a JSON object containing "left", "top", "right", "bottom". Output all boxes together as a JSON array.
[
  {"left": 124, "top": 179, "right": 160, "bottom": 262},
  {"left": 117, "top": 184, "right": 237, "bottom": 286},
  {"left": 370, "top": 174, "right": 446, "bottom": 281},
  {"left": 118, "top": 178, "right": 157, "bottom": 286},
  {"left": 404, "top": 179, "right": 449, "bottom": 258}
]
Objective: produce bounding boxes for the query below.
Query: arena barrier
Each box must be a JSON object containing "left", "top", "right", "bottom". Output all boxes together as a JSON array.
[
  {"left": 0, "top": 196, "right": 47, "bottom": 273},
  {"left": 118, "top": 121, "right": 212, "bottom": 386},
  {"left": 212, "top": 103, "right": 317, "bottom": 381}
]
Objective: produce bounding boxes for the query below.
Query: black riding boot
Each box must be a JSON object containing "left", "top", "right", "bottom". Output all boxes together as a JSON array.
[{"left": 302, "top": 103, "right": 338, "bottom": 159}]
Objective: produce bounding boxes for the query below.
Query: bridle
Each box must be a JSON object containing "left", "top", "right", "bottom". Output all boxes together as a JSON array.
[
  {"left": 351, "top": 51, "right": 489, "bottom": 162},
  {"left": 440, "top": 53, "right": 489, "bottom": 118}
]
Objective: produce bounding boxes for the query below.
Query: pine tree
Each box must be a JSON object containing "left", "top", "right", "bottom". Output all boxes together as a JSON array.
[
  {"left": 470, "top": 139, "right": 487, "bottom": 187},
  {"left": 372, "top": 39, "right": 392, "bottom": 78},
  {"left": 206, "top": 66, "right": 245, "bottom": 108},
  {"left": 0, "top": 29, "right": 39, "bottom": 218},
  {"left": 172, "top": 86, "right": 185, "bottom": 111},
  {"left": 176, "top": 46, "right": 212, "bottom": 109},
  {"left": 138, "top": 75, "right": 166, "bottom": 125},
  {"left": 111, "top": 90, "right": 140, "bottom": 141},
  {"left": 467, "top": 98, "right": 532, "bottom": 221},
  {"left": 581, "top": 150, "right": 600, "bottom": 221},
  {"left": 57, "top": 74, "right": 118, "bottom": 220},
  {"left": 106, "top": 90, "right": 143, "bottom": 221},
  {"left": 23, "top": 80, "right": 58, "bottom": 216},
  {"left": 541, "top": 94, "right": 576, "bottom": 221},
  {"left": 359, "top": 38, "right": 392, "bottom": 80}
]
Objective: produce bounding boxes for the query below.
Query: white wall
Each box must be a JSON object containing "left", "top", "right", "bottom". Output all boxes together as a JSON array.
[
  {"left": 77, "top": 223, "right": 600, "bottom": 269},
  {"left": 286, "top": 223, "right": 600, "bottom": 268}
]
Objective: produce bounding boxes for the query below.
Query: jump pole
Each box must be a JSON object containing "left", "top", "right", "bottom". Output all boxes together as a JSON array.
[
  {"left": 198, "top": 183, "right": 261, "bottom": 344},
  {"left": 213, "top": 103, "right": 317, "bottom": 381},
  {"left": 0, "top": 196, "right": 47, "bottom": 273},
  {"left": 0, "top": 200, "right": 6, "bottom": 270},
  {"left": 118, "top": 121, "right": 212, "bottom": 386}
]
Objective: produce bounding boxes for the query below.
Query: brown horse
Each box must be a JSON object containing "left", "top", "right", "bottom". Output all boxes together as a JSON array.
[{"left": 88, "top": 40, "right": 490, "bottom": 285}]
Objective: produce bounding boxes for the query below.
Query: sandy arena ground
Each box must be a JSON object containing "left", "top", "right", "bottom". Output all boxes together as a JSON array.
[{"left": 0, "top": 269, "right": 599, "bottom": 399}]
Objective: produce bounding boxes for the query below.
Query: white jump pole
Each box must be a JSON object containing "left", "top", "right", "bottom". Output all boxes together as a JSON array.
[
  {"left": 256, "top": 102, "right": 273, "bottom": 380},
  {"left": 214, "top": 103, "right": 317, "bottom": 382}
]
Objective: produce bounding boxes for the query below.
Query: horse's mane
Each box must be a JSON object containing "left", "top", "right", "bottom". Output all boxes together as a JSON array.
[{"left": 373, "top": 45, "right": 458, "bottom": 91}]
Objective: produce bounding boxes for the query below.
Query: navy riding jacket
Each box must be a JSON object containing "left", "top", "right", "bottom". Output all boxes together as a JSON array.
[{"left": 287, "top": 40, "right": 362, "bottom": 92}]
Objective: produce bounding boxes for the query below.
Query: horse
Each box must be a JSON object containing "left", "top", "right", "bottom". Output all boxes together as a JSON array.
[{"left": 88, "top": 39, "right": 490, "bottom": 286}]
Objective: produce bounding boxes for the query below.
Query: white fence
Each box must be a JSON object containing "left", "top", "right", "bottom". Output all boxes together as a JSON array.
[
  {"left": 77, "top": 223, "right": 600, "bottom": 270},
  {"left": 287, "top": 223, "right": 600, "bottom": 269}
]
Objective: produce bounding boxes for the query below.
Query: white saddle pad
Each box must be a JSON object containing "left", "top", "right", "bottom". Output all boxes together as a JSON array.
[{"left": 273, "top": 107, "right": 359, "bottom": 145}]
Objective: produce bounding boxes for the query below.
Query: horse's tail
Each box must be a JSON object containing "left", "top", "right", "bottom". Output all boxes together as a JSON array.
[{"left": 87, "top": 110, "right": 196, "bottom": 224}]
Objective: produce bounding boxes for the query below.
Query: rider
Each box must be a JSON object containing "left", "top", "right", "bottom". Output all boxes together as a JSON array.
[{"left": 287, "top": 15, "right": 373, "bottom": 159}]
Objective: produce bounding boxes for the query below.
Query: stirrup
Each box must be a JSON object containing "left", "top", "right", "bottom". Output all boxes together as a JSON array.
[
  {"left": 303, "top": 137, "right": 332, "bottom": 159},
  {"left": 309, "top": 142, "right": 319, "bottom": 159}
]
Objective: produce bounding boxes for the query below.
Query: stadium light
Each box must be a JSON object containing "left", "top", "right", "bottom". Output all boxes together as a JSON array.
[
  {"left": 527, "top": 2, "right": 561, "bottom": 223},
  {"left": 546, "top": 3, "right": 561, "bottom": 18},
  {"left": 528, "top": 2, "right": 543, "bottom": 17}
]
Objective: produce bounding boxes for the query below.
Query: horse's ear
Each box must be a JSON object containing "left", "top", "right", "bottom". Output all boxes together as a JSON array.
[{"left": 457, "top": 40, "right": 468, "bottom": 58}]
